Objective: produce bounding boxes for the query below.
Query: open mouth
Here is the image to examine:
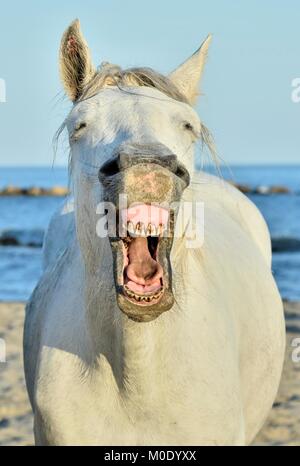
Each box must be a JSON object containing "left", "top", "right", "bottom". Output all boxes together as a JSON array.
[
  {"left": 122, "top": 236, "right": 164, "bottom": 306},
  {"left": 99, "top": 144, "right": 190, "bottom": 321},
  {"left": 120, "top": 204, "right": 169, "bottom": 307}
]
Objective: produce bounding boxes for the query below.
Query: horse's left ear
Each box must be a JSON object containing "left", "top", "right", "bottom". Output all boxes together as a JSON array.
[
  {"left": 59, "top": 19, "right": 96, "bottom": 101},
  {"left": 168, "top": 34, "right": 212, "bottom": 105}
]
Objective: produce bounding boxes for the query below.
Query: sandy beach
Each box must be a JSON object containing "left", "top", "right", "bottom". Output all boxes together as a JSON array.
[{"left": 0, "top": 301, "right": 299, "bottom": 446}]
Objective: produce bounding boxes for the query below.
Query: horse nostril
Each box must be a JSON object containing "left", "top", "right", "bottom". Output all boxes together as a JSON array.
[
  {"left": 175, "top": 163, "right": 190, "bottom": 188},
  {"left": 98, "top": 152, "right": 133, "bottom": 183},
  {"left": 98, "top": 157, "right": 120, "bottom": 183}
]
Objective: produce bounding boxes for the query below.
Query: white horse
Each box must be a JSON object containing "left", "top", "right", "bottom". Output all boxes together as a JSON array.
[{"left": 24, "top": 20, "right": 285, "bottom": 446}]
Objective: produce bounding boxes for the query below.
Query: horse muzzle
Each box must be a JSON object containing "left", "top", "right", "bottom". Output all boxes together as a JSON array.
[{"left": 98, "top": 143, "right": 190, "bottom": 322}]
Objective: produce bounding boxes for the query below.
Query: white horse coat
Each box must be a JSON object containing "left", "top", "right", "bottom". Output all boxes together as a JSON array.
[{"left": 23, "top": 20, "right": 285, "bottom": 446}]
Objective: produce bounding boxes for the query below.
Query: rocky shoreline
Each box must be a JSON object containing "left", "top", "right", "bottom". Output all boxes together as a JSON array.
[
  {"left": 0, "top": 183, "right": 297, "bottom": 197},
  {"left": 0, "top": 185, "right": 69, "bottom": 196},
  {"left": 228, "top": 182, "right": 292, "bottom": 195}
]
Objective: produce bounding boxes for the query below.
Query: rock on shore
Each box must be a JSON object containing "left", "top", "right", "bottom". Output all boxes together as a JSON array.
[
  {"left": 0, "top": 185, "right": 69, "bottom": 196},
  {"left": 0, "top": 182, "right": 294, "bottom": 197},
  {"left": 229, "top": 182, "right": 291, "bottom": 195}
]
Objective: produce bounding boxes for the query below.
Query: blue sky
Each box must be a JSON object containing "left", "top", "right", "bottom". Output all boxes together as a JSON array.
[{"left": 0, "top": 0, "right": 299, "bottom": 166}]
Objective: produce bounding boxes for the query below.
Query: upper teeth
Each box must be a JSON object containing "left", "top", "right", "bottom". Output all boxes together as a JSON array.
[
  {"left": 147, "top": 223, "right": 156, "bottom": 236},
  {"left": 127, "top": 221, "right": 164, "bottom": 237}
]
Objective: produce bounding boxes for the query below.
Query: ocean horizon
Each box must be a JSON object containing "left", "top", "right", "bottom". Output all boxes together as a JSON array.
[{"left": 0, "top": 164, "right": 299, "bottom": 301}]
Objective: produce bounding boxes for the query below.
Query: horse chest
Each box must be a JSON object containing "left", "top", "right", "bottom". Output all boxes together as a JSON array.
[{"left": 35, "top": 355, "right": 244, "bottom": 445}]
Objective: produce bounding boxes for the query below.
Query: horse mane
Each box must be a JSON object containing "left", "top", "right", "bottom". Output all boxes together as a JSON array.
[{"left": 78, "top": 62, "right": 189, "bottom": 104}]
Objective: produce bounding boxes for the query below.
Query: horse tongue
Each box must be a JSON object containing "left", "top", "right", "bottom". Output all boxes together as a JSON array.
[{"left": 125, "top": 237, "right": 163, "bottom": 287}]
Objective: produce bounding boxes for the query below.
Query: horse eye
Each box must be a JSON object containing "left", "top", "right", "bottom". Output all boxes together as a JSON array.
[
  {"left": 71, "top": 122, "right": 87, "bottom": 141},
  {"left": 183, "top": 122, "right": 194, "bottom": 132},
  {"left": 75, "top": 122, "right": 87, "bottom": 132}
]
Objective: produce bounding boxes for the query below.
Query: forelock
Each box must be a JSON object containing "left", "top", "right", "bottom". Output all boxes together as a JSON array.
[{"left": 77, "top": 63, "right": 190, "bottom": 104}]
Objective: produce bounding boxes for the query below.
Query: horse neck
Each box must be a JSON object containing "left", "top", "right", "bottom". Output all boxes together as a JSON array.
[
  {"left": 83, "top": 257, "right": 189, "bottom": 399},
  {"left": 79, "top": 201, "right": 196, "bottom": 397}
]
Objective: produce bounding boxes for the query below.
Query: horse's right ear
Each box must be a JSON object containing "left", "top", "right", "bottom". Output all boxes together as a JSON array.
[{"left": 59, "top": 19, "right": 96, "bottom": 102}]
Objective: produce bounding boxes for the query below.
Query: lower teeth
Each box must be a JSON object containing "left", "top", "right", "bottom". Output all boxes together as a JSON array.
[{"left": 124, "top": 286, "right": 163, "bottom": 302}]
